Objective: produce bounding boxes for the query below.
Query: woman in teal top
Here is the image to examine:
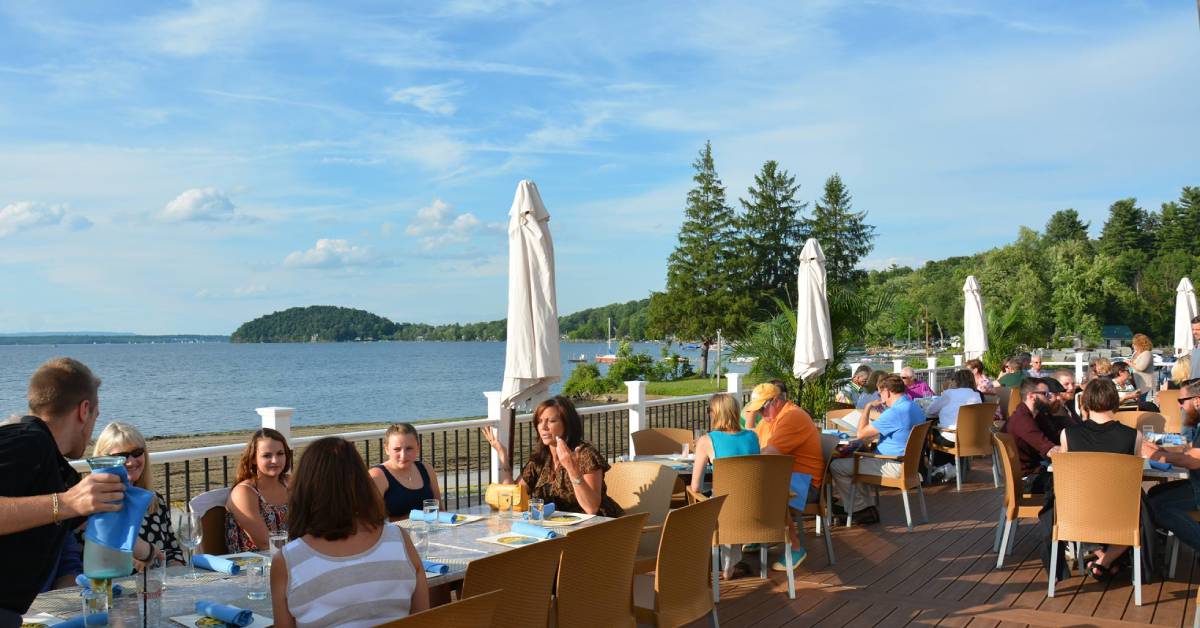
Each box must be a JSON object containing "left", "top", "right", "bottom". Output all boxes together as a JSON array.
[{"left": 691, "top": 392, "right": 760, "bottom": 579}]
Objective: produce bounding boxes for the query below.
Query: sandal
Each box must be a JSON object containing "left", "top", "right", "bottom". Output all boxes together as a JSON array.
[
  {"left": 720, "top": 562, "right": 752, "bottom": 580},
  {"left": 1085, "top": 558, "right": 1109, "bottom": 582}
]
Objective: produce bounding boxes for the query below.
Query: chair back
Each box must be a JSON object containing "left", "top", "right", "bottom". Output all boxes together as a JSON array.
[
  {"left": 462, "top": 538, "right": 565, "bottom": 628},
  {"left": 651, "top": 496, "right": 726, "bottom": 628},
  {"left": 899, "top": 422, "right": 933, "bottom": 489},
  {"left": 555, "top": 513, "right": 648, "bottom": 628},
  {"left": 826, "top": 408, "right": 857, "bottom": 430},
  {"left": 953, "top": 403, "right": 998, "bottom": 457},
  {"left": 376, "top": 590, "right": 501, "bottom": 627},
  {"left": 710, "top": 455, "right": 792, "bottom": 546},
  {"left": 1004, "top": 386, "right": 1022, "bottom": 418},
  {"left": 992, "top": 433, "right": 1024, "bottom": 518},
  {"left": 818, "top": 433, "right": 840, "bottom": 472},
  {"left": 1051, "top": 451, "right": 1142, "bottom": 546},
  {"left": 191, "top": 487, "right": 231, "bottom": 555},
  {"left": 604, "top": 461, "right": 677, "bottom": 557},
  {"left": 1114, "top": 411, "right": 1163, "bottom": 431},
  {"left": 1159, "top": 389, "right": 1182, "bottom": 433},
  {"left": 631, "top": 428, "right": 693, "bottom": 456}
]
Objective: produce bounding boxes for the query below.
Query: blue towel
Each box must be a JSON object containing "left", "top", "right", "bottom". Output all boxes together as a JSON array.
[
  {"left": 788, "top": 472, "right": 814, "bottom": 511},
  {"left": 511, "top": 521, "right": 558, "bottom": 539},
  {"left": 522, "top": 503, "right": 556, "bottom": 520},
  {"left": 192, "top": 554, "right": 241, "bottom": 575},
  {"left": 195, "top": 600, "right": 253, "bottom": 626},
  {"left": 74, "top": 574, "right": 124, "bottom": 597},
  {"left": 1149, "top": 460, "right": 1174, "bottom": 471},
  {"left": 422, "top": 559, "right": 449, "bottom": 574},
  {"left": 56, "top": 612, "right": 108, "bottom": 627},
  {"left": 83, "top": 465, "right": 155, "bottom": 553},
  {"left": 407, "top": 510, "right": 461, "bottom": 524}
]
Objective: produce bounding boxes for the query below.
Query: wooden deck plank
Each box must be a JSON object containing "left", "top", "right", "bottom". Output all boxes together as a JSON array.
[{"left": 1148, "top": 543, "right": 1195, "bottom": 626}]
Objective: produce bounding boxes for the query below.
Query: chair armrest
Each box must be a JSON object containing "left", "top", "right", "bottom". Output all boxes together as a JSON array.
[
  {"left": 854, "top": 451, "right": 903, "bottom": 461},
  {"left": 641, "top": 524, "right": 662, "bottom": 535},
  {"left": 686, "top": 487, "right": 708, "bottom": 504}
]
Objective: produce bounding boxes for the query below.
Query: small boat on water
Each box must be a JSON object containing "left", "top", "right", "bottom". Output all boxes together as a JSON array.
[
  {"left": 594, "top": 354, "right": 617, "bottom": 364},
  {"left": 567, "top": 354, "right": 587, "bottom": 363}
]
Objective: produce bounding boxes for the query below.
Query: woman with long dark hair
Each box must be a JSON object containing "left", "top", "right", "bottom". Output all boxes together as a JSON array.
[{"left": 225, "top": 428, "right": 292, "bottom": 552}]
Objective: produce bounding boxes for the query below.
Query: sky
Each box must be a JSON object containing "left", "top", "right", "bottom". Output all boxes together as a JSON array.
[{"left": 1, "top": 1, "right": 1197, "bottom": 335}]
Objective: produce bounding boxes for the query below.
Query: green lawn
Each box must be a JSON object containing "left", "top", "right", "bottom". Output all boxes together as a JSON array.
[{"left": 645, "top": 374, "right": 763, "bottom": 397}]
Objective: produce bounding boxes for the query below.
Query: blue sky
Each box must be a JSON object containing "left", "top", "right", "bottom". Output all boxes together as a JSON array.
[{"left": 1, "top": 0, "right": 1197, "bottom": 334}]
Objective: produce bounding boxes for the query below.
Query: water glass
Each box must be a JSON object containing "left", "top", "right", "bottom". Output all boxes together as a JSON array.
[
  {"left": 1143, "top": 424, "right": 1154, "bottom": 443},
  {"left": 138, "top": 554, "right": 165, "bottom": 625},
  {"left": 177, "top": 511, "right": 203, "bottom": 580},
  {"left": 269, "top": 531, "right": 289, "bottom": 560},
  {"left": 528, "top": 498, "right": 544, "bottom": 526},
  {"left": 422, "top": 499, "right": 439, "bottom": 556},
  {"left": 245, "top": 559, "right": 268, "bottom": 601},
  {"left": 81, "top": 587, "right": 109, "bottom": 626}
]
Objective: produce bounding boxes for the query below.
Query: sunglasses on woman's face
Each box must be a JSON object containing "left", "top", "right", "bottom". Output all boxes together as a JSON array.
[{"left": 111, "top": 448, "right": 145, "bottom": 460}]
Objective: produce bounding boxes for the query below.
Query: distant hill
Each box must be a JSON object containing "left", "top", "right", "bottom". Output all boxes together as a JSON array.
[{"left": 231, "top": 306, "right": 397, "bottom": 343}]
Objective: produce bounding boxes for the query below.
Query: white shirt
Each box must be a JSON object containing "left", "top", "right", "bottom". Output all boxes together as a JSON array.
[{"left": 924, "top": 388, "right": 983, "bottom": 441}]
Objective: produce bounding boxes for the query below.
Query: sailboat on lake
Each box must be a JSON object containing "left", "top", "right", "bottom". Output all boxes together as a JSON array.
[{"left": 594, "top": 317, "right": 617, "bottom": 364}]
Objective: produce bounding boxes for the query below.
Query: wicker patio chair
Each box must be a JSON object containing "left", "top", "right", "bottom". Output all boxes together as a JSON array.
[
  {"left": 991, "top": 433, "right": 1042, "bottom": 568},
  {"left": 632, "top": 428, "right": 694, "bottom": 456},
  {"left": 825, "top": 408, "right": 858, "bottom": 431},
  {"left": 605, "top": 461, "right": 677, "bottom": 565},
  {"left": 461, "top": 537, "right": 565, "bottom": 628},
  {"left": 189, "top": 487, "right": 230, "bottom": 555},
  {"left": 793, "top": 433, "right": 838, "bottom": 564},
  {"left": 848, "top": 421, "right": 931, "bottom": 532},
  {"left": 1047, "top": 451, "right": 1144, "bottom": 606},
  {"left": 928, "top": 403, "right": 1000, "bottom": 491},
  {"left": 1113, "top": 411, "right": 1165, "bottom": 433},
  {"left": 633, "top": 496, "right": 726, "bottom": 628},
  {"left": 1159, "top": 389, "right": 1183, "bottom": 434},
  {"left": 554, "top": 513, "right": 649, "bottom": 628},
  {"left": 374, "top": 590, "right": 500, "bottom": 627}
]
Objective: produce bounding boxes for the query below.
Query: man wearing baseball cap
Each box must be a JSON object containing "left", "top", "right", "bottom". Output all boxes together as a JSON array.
[
  {"left": 1146, "top": 380, "right": 1200, "bottom": 554},
  {"left": 744, "top": 382, "right": 823, "bottom": 571}
]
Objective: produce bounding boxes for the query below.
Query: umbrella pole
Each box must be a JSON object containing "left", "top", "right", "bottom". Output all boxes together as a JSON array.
[{"left": 506, "top": 407, "right": 517, "bottom": 477}]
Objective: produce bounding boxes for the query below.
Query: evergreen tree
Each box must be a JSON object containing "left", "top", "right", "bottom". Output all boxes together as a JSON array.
[
  {"left": 800, "top": 174, "right": 875, "bottom": 284},
  {"left": 1158, "top": 187, "right": 1200, "bottom": 250},
  {"left": 647, "top": 142, "right": 752, "bottom": 376},
  {"left": 736, "top": 160, "right": 806, "bottom": 314},
  {"left": 1043, "top": 209, "right": 1090, "bottom": 242},
  {"left": 1098, "top": 198, "right": 1153, "bottom": 255}
]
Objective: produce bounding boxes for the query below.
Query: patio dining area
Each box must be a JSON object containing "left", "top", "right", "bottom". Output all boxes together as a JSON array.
[{"left": 706, "top": 475, "right": 1200, "bottom": 628}]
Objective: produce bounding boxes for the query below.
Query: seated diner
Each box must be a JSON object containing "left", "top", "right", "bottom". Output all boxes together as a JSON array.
[
  {"left": 368, "top": 423, "right": 442, "bottom": 521},
  {"left": 925, "top": 369, "right": 984, "bottom": 479},
  {"left": 691, "top": 392, "right": 759, "bottom": 579},
  {"left": 225, "top": 428, "right": 292, "bottom": 553}
]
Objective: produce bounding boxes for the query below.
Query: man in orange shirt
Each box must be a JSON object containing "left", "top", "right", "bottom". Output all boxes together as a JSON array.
[{"left": 743, "top": 382, "right": 824, "bottom": 572}]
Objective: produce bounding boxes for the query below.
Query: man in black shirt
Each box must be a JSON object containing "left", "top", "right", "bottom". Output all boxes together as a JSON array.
[{"left": 0, "top": 358, "right": 128, "bottom": 623}]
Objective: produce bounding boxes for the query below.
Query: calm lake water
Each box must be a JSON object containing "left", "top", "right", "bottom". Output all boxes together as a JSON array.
[{"left": 0, "top": 341, "right": 748, "bottom": 437}]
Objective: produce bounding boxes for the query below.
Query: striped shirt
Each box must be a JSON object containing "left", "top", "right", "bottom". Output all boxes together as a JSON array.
[{"left": 282, "top": 524, "right": 417, "bottom": 627}]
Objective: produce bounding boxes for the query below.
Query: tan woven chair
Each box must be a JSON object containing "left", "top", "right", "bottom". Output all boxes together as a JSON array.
[
  {"left": 554, "top": 513, "right": 649, "bottom": 628},
  {"left": 1047, "top": 451, "right": 1144, "bottom": 605},
  {"left": 692, "top": 454, "right": 797, "bottom": 600},
  {"left": 605, "top": 461, "right": 677, "bottom": 563},
  {"left": 848, "top": 421, "right": 932, "bottom": 531},
  {"left": 374, "top": 589, "right": 500, "bottom": 627},
  {"left": 826, "top": 408, "right": 857, "bottom": 431},
  {"left": 991, "top": 433, "right": 1042, "bottom": 568},
  {"left": 1113, "top": 411, "right": 1165, "bottom": 432},
  {"left": 793, "top": 433, "right": 838, "bottom": 564},
  {"left": 461, "top": 537, "right": 565, "bottom": 628},
  {"left": 929, "top": 403, "right": 1000, "bottom": 491},
  {"left": 1003, "top": 386, "right": 1021, "bottom": 419},
  {"left": 633, "top": 496, "right": 726, "bottom": 628},
  {"left": 632, "top": 428, "right": 694, "bottom": 456},
  {"left": 1159, "top": 389, "right": 1183, "bottom": 434}
]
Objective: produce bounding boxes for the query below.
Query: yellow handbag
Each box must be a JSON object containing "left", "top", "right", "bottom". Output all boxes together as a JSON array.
[{"left": 485, "top": 483, "right": 528, "bottom": 512}]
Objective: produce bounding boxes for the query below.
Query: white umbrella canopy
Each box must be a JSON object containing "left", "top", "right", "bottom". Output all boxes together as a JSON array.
[
  {"left": 792, "top": 238, "right": 833, "bottom": 381},
  {"left": 500, "top": 180, "right": 562, "bottom": 411},
  {"left": 1174, "top": 278, "right": 1197, "bottom": 357},
  {"left": 962, "top": 275, "right": 988, "bottom": 361}
]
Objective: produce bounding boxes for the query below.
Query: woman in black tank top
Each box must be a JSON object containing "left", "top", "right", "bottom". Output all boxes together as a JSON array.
[{"left": 368, "top": 424, "right": 442, "bottom": 521}]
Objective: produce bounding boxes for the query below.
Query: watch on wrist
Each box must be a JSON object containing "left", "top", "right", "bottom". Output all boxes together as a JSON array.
[{"left": 570, "top": 476, "right": 583, "bottom": 486}]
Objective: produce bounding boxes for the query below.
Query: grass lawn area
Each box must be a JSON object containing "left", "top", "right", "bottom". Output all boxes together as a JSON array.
[{"left": 646, "top": 374, "right": 762, "bottom": 397}]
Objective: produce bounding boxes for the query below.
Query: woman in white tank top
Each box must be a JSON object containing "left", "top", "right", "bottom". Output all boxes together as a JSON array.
[{"left": 271, "top": 437, "right": 429, "bottom": 628}]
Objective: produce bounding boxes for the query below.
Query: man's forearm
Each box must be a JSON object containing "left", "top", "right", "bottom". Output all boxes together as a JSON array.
[{"left": 0, "top": 494, "right": 57, "bottom": 535}]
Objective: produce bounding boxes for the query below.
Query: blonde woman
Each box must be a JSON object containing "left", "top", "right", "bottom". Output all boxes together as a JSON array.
[
  {"left": 1165, "top": 358, "right": 1191, "bottom": 390},
  {"left": 1130, "top": 333, "right": 1156, "bottom": 397},
  {"left": 690, "top": 392, "right": 760, "bottom": 580},
  {"left": 93, "top": 422, "right": 185, "bottom": 566}
]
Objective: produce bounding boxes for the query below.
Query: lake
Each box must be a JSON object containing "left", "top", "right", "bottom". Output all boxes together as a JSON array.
[{"left": 0, "top": 341, "right": 748, "bottom": 437}]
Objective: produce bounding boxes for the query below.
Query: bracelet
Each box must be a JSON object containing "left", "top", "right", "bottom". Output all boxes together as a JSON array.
[
  {"left": 569, "top": 476, "right": 583, "bottom": 486},
  {"left": 51, "top": 493, "right": 60, "bottom": 524}
]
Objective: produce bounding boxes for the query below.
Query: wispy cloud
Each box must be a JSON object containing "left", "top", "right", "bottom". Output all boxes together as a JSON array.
[
  {"left": 387, "top": 81, "right": 464, "bottom": 116},
  {"left": 404, "top": 198, "right": 485, "bottom": 250},
  {"left": 0, "top": 202, "right": 90, "bottom": 237},
  {"left": 140, "top": 0, "right": 267, "bottom": 56}
]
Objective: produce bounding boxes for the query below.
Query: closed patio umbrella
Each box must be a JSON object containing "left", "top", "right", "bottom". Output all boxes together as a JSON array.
[
  {"left": 962, "top": 276, "right": 988, "bottom": 361},
  {"left": 500, "top": 180, "right": 561, "bottom": 461},
  {"left": 792, "top": 238, "right": 832, "bottom": 381},
  {"left": 1174, "top": 278, "right": 1197, "bottom": 357}
]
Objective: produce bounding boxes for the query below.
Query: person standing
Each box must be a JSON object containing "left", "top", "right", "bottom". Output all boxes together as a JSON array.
[
  {"left": 1191, "top": 316, "right": 1200, "bottom": 381},
  {"left": 1027, "top": 354, "right": 1046, "bottom": 378}
]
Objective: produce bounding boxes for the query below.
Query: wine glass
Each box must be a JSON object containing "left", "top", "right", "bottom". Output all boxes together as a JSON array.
[{"left": 177, "top": 511, "right": 203, "bottom": 580}]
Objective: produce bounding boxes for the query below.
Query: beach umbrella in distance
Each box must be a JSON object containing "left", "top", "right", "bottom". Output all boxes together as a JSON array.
[
  {"left": 793, "top": 238, "right": 832, "bottom": 381},
  {"left": 962, "top": 276, "right": 988, "bottom": 361},
  {"left": 1174, "top": 278, "right": 1197, "bottom": 357},
  {"left": 500, "top": 180, "right": 561, "bottom": 463}
]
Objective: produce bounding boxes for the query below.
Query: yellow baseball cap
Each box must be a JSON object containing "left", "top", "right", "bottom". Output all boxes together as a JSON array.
[{"left": 743, "top": 383, "right": 780, "bottom": 415}]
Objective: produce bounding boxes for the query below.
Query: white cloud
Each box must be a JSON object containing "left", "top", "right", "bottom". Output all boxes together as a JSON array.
[
  {"left": 388, "top": 128, "right": 468, "bottom": 171},
  {"left": 0, "top": 202, "right": 90, "bottom": 237},
  {"left": 525, "top": 112, "right": 609, "bottom": 149},
  {"left": 404, "top": 198, "right": 484, "bottom": 250},
  {"left": 387, "top": 82, "right": 463, "bottom": 116},
  {"left": 283, "top": 238, "right": 375, "bottom": 268},
  {"left": 142, "top": 0, "right": 267, "bottom": 56},
  {"left": 160, "top": 187, "right": 236, "bottom": 222},
  {"left": 437, "top": 0, "right": 556, "bottom": 17}
]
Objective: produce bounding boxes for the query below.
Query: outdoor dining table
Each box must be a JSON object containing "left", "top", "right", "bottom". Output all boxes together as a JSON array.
[{"left": 621, "top": 454, "right": 707, "bottom": 474}]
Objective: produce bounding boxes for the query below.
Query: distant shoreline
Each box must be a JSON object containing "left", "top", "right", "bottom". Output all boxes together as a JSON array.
[{"left": 0, "top": 334, "right": 229, "bottom": 346}]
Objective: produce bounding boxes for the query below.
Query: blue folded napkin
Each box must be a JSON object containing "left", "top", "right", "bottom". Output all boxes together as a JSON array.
[
  {"left": 407, "top": 510, "right": 461, "bottom": 524},
  {"left": 523, "top": 503, "right": 556, "bottom": 520},
  {"left": 195, "top": 600, "right": 253, "bottom": 627},
  {"left": 1149, "top": 460, "right": 1174, "bottom": 471},
  {"left": 788, "top": 471, "right": 814, "bottom": 511},
  {"left": 75, "top": 574, "right": 124, "bottom": 597},
  {"left": 56, "top": 612, "right": 108, "bottom": 628},
  {"left": 511, "top": 521, "right": 558, "bottom": 539},
  {"left": 422, "top": 559, "right": 449, "bottom": 574},
  {"left": 83, "top": 465, "right": 155, "bottom": 553},
  {"left": 192, "top": 554, "right": 241, "bottom": 575}
]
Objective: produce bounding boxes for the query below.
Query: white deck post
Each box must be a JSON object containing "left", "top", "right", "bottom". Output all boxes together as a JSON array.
[
  {"left": 725, "top": 372, "right": 744, "bottom": 396},
  {"left": 485, "top": 391, "right": 503, "bottom": 480},
  {"left": 255, "top": 407, "right": 294, "bottom": 441},
  {"left": 893, "top": 358, "right": 904, "bottom": 374},
  {"left": 954, "top": 354, "right": 964, "bottom": 367},
  {"left": 626, "top": 380, "right": 648, "bottom": 457},
  {"left": 926, "top": 356, "right": 939, "bottom": 393},
  {"left": 1074, "top": 352, "right": 1086, "bottom": 382}
]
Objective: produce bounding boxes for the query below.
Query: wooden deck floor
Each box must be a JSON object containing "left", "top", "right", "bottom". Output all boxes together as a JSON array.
[{"left": 703, "top": 470, "right": 1199, "bottom": 628}]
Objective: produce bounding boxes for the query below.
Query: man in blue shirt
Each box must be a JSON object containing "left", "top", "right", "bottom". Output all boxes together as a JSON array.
[{"left": 829, "top": 374, "right": 925, "bottom": 523}]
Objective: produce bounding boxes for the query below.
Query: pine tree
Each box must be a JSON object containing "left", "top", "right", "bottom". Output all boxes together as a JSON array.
[
  {"left": 800, "top": 174, "right": 875, "bottom": 284},
  {"left": 1158, "top": 187, "right": 1200, "bottom": 250},
  {"left": 1043, "top": 209, "right": 1090, "bottom": 242},
  {"left": 1098, "top": 198, "right": 1153, "bottom": 255},
  {"left": 647, "top": 142, "right": 752, "bottom": 376},
  {"left": 736, "top": 160, "right": 806, "bottom": 314}
]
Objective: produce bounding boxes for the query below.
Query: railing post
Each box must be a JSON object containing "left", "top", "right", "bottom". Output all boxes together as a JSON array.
[
  {"left": 926, "top": 356, "right": 939, "bottom": 393},
  {"left": 1074, "top": 352, "right": 1085, "bottom": 382},
  {"left": 954, "top": 354, "right": 963, "bottom": 367},
  {"left": 626, "top": 380, "right": 647, "bottom": 457},
  {"left": 725, "top": 372, "right": 744, "bottom": 395},
  {"left": 484, "top": 391, "right": 503, "bottom": 481},
  {"left": 892, "top": 358, "right": 904, "bottom": 374},
  {"left": 255, "top": 407, "right": 294, "bottom": 441}
]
